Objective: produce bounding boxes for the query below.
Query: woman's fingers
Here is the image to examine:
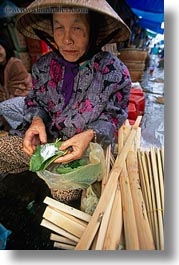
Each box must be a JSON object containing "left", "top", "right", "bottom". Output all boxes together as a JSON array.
[{"left": 54, "top": 151, "right": 81, "bottom": 164}]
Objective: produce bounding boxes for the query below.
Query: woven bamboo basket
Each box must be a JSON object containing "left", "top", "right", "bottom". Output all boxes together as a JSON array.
[
  {"left": 124, "top": 61, "right": 145, "bottom": 71},
  {"left": 118, "top": 48, "right": 148, "bottom": 82},
  {"left": 118, "top": 48, "right": 148, "bottom": 62},
  {"left": 129, "top": 70, "right": 143, "bottom": 82}
]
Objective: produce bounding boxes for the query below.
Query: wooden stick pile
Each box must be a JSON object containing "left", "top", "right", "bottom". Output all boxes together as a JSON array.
[
  {"left": 40, "top": 116, "right": 164, "bottom": 250},
  {"left": 137, "top": 147, "right": 164, "bottom": 250},
  {"left": 41, "top": 196, "right": 91, "bottom": 249}
]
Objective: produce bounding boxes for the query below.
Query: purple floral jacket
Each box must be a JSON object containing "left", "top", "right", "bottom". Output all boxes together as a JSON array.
[{"left": 23, "top": 50, "right": 131, "bottom": 147}]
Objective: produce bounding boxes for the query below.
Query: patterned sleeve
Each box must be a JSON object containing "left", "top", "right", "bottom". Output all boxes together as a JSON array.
[
  {"left": 23, "top": 55, "right": 51, "bottom": 125},
  {"left": 86, "top": 53, "right": 131, "bottom": 148}
]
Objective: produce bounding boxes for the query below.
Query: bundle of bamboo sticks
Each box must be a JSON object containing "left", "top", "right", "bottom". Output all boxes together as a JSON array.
[
  {"left": 74, "top": 116, "right": 155, "bottom": 250},
  {"left": 137, "top": 147, "right": 164, "bottom": 250},
  {"left": 40, "top": 116, "right": 164, "bottom": 250},
  {"left": 41, "top": 196, "right": 91, "bottom": 249}
]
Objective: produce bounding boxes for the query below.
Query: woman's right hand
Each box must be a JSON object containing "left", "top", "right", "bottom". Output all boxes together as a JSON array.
[{"left": 23, "top": 116, "right": 47, "bottom": 156}]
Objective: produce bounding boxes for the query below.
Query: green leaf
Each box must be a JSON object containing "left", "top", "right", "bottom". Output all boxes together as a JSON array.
[
  {"left": 29, "top": 139, "right": 67, "bottom": 172},
  {"left": 55, "top": 158, "right": 88, "bottom": 174}
]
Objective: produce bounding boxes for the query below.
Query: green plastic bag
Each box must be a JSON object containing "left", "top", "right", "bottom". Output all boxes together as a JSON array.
[{"left": 37, "top": 142, "right": 106, "bottom": 191}]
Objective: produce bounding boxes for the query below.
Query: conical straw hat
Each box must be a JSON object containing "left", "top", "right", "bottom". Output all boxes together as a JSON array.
[{"left": 16, "top": 0, "right": 131, "bottom": 44}]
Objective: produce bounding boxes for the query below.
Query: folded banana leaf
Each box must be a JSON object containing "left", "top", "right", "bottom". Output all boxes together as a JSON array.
[{"left": 29, "top": 138, "right": 67, "bottom": 172}]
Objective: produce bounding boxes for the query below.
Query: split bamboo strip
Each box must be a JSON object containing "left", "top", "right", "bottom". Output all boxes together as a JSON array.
[
  {"left": 119, "top": 123, "right": 139, "bottom": 250},
  {"left": 95, "top": 190, "right": 116, "bottom": 249},
  {"left": 126, "top": 151, "right": 155, "bottom": 250},
  {"left": 44, "top": 196, "right": 91, "bottom": 223},
  {"left": 102, "top": 144, "right": 112, "bottom": 193},
  {"left": 43, "top": 206, "right": 85, "bottom": 238},
  {"left": 102, "top": 183, "right": 123, "bottom": 250},
  {"left": 150, "top": 147, "right": 164, "bottom": 250},
  {"left": 90, "top": 229, "right": 99, "bottom": 250},
  {"left": 140, "top": 151, "right": 153, "bottom": 229},
  {"left": 49, "top": 207, "right": 88, "bottom": 228},
  {"left": 95, "top": 132, "right": 121, "bottom": 249},
  {"left": 118, "top": 124, "right": 124, "bottom": 152},
  {"left": 124, "top": 119, "right": 130, "bottom": 126},
  {"left": 133, "top": 127, "right": 141, "bottom": 152},
  {"left": 145, "top": 151, "right": 158, "bottom": 249},
  {"left": 40, "top": 219, "right": 79, "bottom": 243},
  {"left": 160, "top": 146, "right": 164, "bottom": 175},
  {"left": 97, "top": 121, "right": 134, "bottom": 250},
  {"left": 75, "top": 116, "right": 142, "bottom": 250},
  {"left": 102, "top": 125, "right": 124, "bottom": 250},
  {"left": 156, "top": 148, "right": 164, "bottom": 219},
  {"left": 83, "top": 145, "right": 112, "bottom": 249},
  {"left": 50, "top": 233, "right": 76, "bottom": 246},
  {"left": 110, "top": 152, "right": 115, "bottom": 166},
  {"left": 137, "top": 151, "right": 149, "bottom": 218},
  {"left": 54, "top": 242, "right": 75, "bottom": 250},
  {"left": 122, "top": 125, "right": 132, "bottom": 147},
  {"left": 120, "top": 164, "right": 140, "bottom": 250}
]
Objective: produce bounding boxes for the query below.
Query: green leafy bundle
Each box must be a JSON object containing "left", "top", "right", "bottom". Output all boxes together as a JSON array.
[
  {"left": 55, "top": 158, "right": 88, "bottom": 174},
  {"left": 29, "top": 139, "right": 67, "bottom": 172}
]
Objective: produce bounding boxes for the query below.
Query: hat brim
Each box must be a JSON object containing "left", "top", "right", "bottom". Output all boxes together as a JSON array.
[{"left": 16, "top": 0, "right": 131, "bottom": 44}]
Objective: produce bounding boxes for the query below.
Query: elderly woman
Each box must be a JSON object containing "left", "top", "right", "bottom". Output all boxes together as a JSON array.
[{"left": 0, "top": 0, "right": 131, "bottom": 202}]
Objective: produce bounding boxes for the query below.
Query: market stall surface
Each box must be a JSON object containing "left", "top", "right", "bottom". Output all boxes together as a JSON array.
[
  {"left": 0, "top": 67, "right": 164, "bottom": 250},
  {"left": 140, "top": 67, "right": 164, "bottom": 149}
]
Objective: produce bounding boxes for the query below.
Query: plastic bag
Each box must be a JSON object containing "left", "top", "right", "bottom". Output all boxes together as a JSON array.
[
  {"left": 0, "top": 223, "right": 11, "bottom": 250},
  {"left": 37, "top": 142, "right": 106, "bottom": 191},
  {"left": 81, "top": 182, "right": 101, "bottom": 215}
]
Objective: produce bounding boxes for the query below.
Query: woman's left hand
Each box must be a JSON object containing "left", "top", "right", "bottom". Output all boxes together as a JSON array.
[{"left": 54, "top": 130, "right": 95, "bottom": 163}]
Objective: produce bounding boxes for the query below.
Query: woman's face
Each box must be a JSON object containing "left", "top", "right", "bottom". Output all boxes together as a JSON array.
[
  {"left": 53, "top": 12, "right": 90, "bottom": 62},
  {"left": 0, "top": 44, "right": 6, "bottom": 65}
]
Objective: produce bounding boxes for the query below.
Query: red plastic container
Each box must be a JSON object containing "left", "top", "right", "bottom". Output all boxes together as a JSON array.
[
  {"left": 129, "top": 94, "right": 145, "bottom": 116},
  {"left": 128, "top": 119, "right": 136, "bottom": 125},
  {"left": 130, "top": 88, "right": 144, "bottom": 97},
  {"left": 128, "top": 102, "right": 137, "bottom": 120}
]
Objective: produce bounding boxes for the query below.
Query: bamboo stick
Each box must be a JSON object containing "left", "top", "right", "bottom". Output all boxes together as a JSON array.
[
  {"left": 149, "top": 150, "right": 160, "bottom": 250},
  {"left": 44, "top": 196, "right": 91, "bottom": 223},
  {"left": 102, "top": 144, "right": 112, "bottom": 193},
  {"left": 96, "top": 119, "right": 139, "bottom": 250},
  {"left": 156, "top": 148, "right": 164, "bottom": 219},
  {"left": 95, "top": 190, "right": 116, "bottom": 249},
  {"left": 119, "top": 123, "right": 139, "bottom": 250},
  {"left": 50, "top": 233, "right": 76, "bottom": 246},
  {"left": 145, "top": 151, "right": 157, "bottom": 247},
  {"left": 75, "top": 116, "right": 142, "bottom": 250},
  {"left": 133, "top": 127, "right": 141, "bottom": 152},
  {"left": 110, "top": 152, "right": 115, "bottom": 166},
  {"left": 137, "top": 151, "right": 149, "bottom": 215},
  {"left": 118, "top": 124, "right": 124, "bottom": 152},
  {"left": 43, "top": 206, "right": 85, "bottom": 238},
  {"left": 90, "top": 229, "right": 99, "bottom": 250},
  {"left": 160, "top": 146, "right": 164, "bottom": 175},
  {"left": 140, "top": 151, "right": 153, "bottom": 228},
  {"left": 49, "top": 207, "right": 88, "bottom": 228},
  {"left": 103, "top": 125, "right": 124, "bottom": 250},
  {"left": 54, "top": 242, "right": 75, "bottom": 250},
  {"left": 120, "top": 164, "right": 140, "bottom": 250},
  {"left": 126, "top": 151, "right": 155, "bottom": 250},
  {"left": 102, "top": 125, "right": 124, "bottom": 250},
  {"left": 102, "top": 183, "right": 123, "bottom": 250},
  {"left": 124, "top": 119, "right": 130, "bottom": 126},
  {"left": 40, "top": 219, "right": 79, "bottom": 243},
  {"left": 150, "top": 147, "right": 164, "bottom": 250}
]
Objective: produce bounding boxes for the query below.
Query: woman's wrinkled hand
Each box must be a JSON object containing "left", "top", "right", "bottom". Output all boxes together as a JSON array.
[
  {"left": 22, "top": 116, "right": 47, "bottom": 156},
  {"left": 54, "top": 130, "right": 94, "bottom": 164}
]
